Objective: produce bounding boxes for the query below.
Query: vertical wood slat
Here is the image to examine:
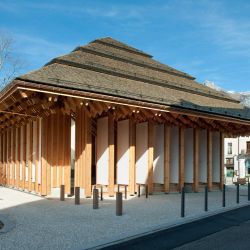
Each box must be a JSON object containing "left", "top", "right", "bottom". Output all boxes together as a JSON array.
[
  {"left": 52, "top": 114, "right": 57, "bottom": 188},
  {"left": 207, "top": 130, "right": 213, "bottom": 191},
  {"left": 179, "top": 127, "right": 185, "bottom": 191},
  {"left": 11, "top": 128, "right": 15, "bottom": 187},
  {"left": 7, "top": 129, "right": 11, "bottom": 186},
  {"left": 35, "top": 120, "right": 39, "bottom": 193},
  {"left": 129, "top": 119, "right": 136, "bottom": 195},
  {"left": 16, "top": 127, "right": 20, "bottom": 189},
  {"left": 27, "top": 122, "right": 32, "bottom": 192},
  {"left": 85, "top": 112, "right": 92, "bottom": 198},
  {"left": 75, "top": 108, "right": 79, "bottom": 188},
  {"left": 22, "top": 125, "right": 27, "bottom": 190},
  {"left": 148, "top": 121, "right": 154, "bottom": 194},
  {"left": 164, "top": 125, "right": 171, "bottom": 193},
  {"left": 57, "top": 112, "right": 62, "bottom": 187},
  {"left": 4, "top": 131, "right": 8, "bottom": 185},
  {"left": 220, "top": 133, "right": 225, "bottom": 190},
  {"left": 193, "top": 128, "right": 200, "bottom": 192},
  {"left": 0, "top": 133, "right": 2, "bottom": 185},
  {"left": 41, "top": 117, "right": 48, "bottom": 196},
  {"left": 64, "top": 115, "right": 71, "bottom": 195},
  {"left": 80, "top": 107, "right": 85, "bottom": 189},
  {"left": 47, "top": 116, "right": 51, "bottom": 195},
  {"left": 108, "top": 114, "right": 115, "bottom": 197}
]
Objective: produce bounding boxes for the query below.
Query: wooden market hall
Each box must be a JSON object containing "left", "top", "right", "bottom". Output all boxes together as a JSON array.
[{"left": 0, "top": 37, "right": 250, "bottom": 198}]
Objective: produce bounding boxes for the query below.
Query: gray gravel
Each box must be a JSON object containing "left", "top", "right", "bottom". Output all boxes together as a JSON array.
[{"left": 0, "top": 186, "right": 249, "bottom": 250}]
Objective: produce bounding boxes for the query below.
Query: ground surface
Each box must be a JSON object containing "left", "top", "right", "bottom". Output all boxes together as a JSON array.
[{"left": 0, "top": 186, "right": 249, "bottom": 250}]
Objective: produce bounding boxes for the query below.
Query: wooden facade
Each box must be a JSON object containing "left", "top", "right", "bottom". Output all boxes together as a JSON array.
[{"left": 0, "top": 37, "right": 250, "bottom": 197}]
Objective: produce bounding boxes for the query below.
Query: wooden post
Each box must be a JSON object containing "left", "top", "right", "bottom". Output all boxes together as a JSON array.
[
  {"left": 193, "top": 128, "right": 200, "bottom": 192},
  {"left": 108, "top": 115, "right": 115, "bottom": 197},
  {"left": 16, "top": 127, "right": 20, "bottom": 189},
  {"left": 41, "top": 118, "right": 48, "bottom": 196},
  {"left": 207, "top": 130, "right": 213, "bottom": 191},
  {"left": 220, "top": 133, "right": 225, "bottom": 190},
  {"left": 64, "top": 115, "right": 71, "bottom": 195},
  {"left": 85, "top": 111, "right": 92, "bottom": 198},
  {"left": 164, "top": 125, "right": 171, "bottom": 193},
  {"left": 129, "top": 119, "right": 136, "bottom": 195},
  {"left": 22, "top": 125, "right": 27, "bottom": 190},
  {"left": 179, "top": 127, "right": 185, "bottom": 191},
  {"left": 148, "top": 121, "right": 154, "bottom": 194}
]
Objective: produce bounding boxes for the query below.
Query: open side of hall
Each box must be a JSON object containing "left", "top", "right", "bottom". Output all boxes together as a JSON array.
[{"left": 0, "top": 37, "right": 249, "bottom": 197}]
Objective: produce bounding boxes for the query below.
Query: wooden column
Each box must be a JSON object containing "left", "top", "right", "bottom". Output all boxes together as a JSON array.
[
  {"left": 35, "top": 120, "right": 39, "bottom": 193},
  {"left": 164, "top": 125, "right": 171, "bottom": 193},
  {"left": 41, "top": 118, "right": 48, "bottom": 196},
  {"left": 7, "top": 129, "right": 11, "bottom": 186},
  {"left": 129, "top": 119, "right": 136, "bottom": 195},
  {"left": 207, "top": 130, "right": 213, "bottom": 191},
  {"left": 220, "top": 132, "right": 225, "bottom": 190},
  {"left": 148, "top": 121, "right": 154, "bottom": 194},
  {"left": 64, "top": 115, "right": 71, "bottom": 195},
  {"left": 22, "top": 125, "right": 26, "bottom": 190},
  {"left": 193, "top": 128, "right": 200, "bottom": 192},
  {"left": 0, "top": 133, "right": 2, "bottom": 185},
  {"left": 84, "top": 112, "right": 92, "bottom": 198},
  {"left": 16, "top": 127, "right": 20, "bottom": 189},
  {"left": 11, "top": 128, "right": 15, "bottom": 187},
  {"left": 179, "top": 127, "right": 185, "bottom": 191},
  {"left": 108, "top": 114, "right": 115, "bottom": 197}
]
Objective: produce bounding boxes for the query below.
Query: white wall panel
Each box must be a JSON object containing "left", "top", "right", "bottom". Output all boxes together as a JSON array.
[
  {"left": 170, "top": 127, "right": 179, "bottom": 183},
  {"left": 200, "top": 129, "right": 207, "bottom": 182},
  {"left": 96, "top": 117, "right": 109, "bottom": 185},
  {"left": 212, "top": 132, "right": 220, "bottom": 182},
  {"left": 136, "top": 122, "right": 148, "bottom": 184},
  {"left": 117, "top": 119, "right": 130, "bottom": 185},
  {"left": 185, "top": 128, "right": 194, "bottom": 183},
  {"left": 153, "top": 124, "right": 164, "bottom": 184}
]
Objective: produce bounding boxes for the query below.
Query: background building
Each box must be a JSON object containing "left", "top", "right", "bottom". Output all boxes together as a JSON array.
[{"left": 224, "top": 136, "right": 250, "bottom": 182}]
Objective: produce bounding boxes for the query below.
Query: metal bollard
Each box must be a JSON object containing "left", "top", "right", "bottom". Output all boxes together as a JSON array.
[
  {"left": 204, "top": 185, "right": 208, "bottom": 212},
  {"left": 93, "top": 188, "right": 99, "bottom": 209},
  {"left": 181, "top": 187, "right": 185, "bottom": 217},
  {"left": 116, "top": 192, "right": 123, "bottom": 216},
  {"left": 236, "top": 183, "right": 239, "bottom": 204},
  {"left": 125, "top": 185, "right": 127, "bottom": 200},
  {"left": 248, "top": 182, "right": 250, "bottom": 201},
  {"left": 100, "top": 186, "right": 103, "bottom": 201},
  {"left": 138, "top": 184, "right": 141, "bottom": 197},
  {"left": 75, "top": 187, "right": 80, "bottom": 205},
  {"left": 222, "top": 184, "right": 226, "bottom": 207},
  {"left": 60, "top": 185, "right": 65, "bottom": 201},
  {"left": 146, "top": 185, "right": 148, "bottom": 198}
]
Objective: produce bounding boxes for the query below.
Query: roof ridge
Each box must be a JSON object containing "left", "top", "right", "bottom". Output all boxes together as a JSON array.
[{"left": 90, "top": 37, "right": 153, "bottom": 58}]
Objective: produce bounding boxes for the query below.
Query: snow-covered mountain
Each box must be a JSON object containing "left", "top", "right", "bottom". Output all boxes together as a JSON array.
[{"left": 204, "top": 80, "right": 250, "bottom": 107}]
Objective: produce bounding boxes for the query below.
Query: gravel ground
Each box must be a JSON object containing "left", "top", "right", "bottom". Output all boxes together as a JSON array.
[{"left": 0, "top": 186, "right": 249, "bottom": 250}]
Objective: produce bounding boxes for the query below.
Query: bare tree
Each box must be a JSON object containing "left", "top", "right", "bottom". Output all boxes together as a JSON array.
[{"left": 0, "top": 32, "right": 23, "bottom": 89}]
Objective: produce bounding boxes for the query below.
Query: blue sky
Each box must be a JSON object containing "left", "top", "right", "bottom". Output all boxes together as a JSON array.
[{"left": 0, "top": 0, "right": 250, "bottom": 92}]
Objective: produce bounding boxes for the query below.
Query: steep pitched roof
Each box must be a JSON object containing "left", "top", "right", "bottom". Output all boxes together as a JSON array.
[{"left": 16, "top": 37, "right": 250, "bottom": 120}]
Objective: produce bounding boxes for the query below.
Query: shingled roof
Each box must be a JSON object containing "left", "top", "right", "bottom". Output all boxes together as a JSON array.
[{"left": 16, "top": 37, "right": 250, "bottom": 121}]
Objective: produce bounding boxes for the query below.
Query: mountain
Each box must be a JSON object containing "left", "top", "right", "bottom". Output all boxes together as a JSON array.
[{"left": 204, "top": 80, "right": 250, "bottom": 107}]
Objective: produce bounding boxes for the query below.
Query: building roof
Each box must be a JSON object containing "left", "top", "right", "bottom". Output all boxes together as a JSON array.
[{"left": 16, "top": 37, "right": 250, "bottom": 121}]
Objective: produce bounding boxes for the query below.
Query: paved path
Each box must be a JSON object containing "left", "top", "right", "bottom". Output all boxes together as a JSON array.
[
  {"left": 0, "top": 186, "right": 249, "bottom": 250},
  {"left": 101, "top": 205, "right": 250, "bottom": 250}
]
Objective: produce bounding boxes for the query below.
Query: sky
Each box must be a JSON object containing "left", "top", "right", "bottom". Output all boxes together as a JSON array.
[{"left": 0, "top": 0, "right": 250, "bottom": 92}]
